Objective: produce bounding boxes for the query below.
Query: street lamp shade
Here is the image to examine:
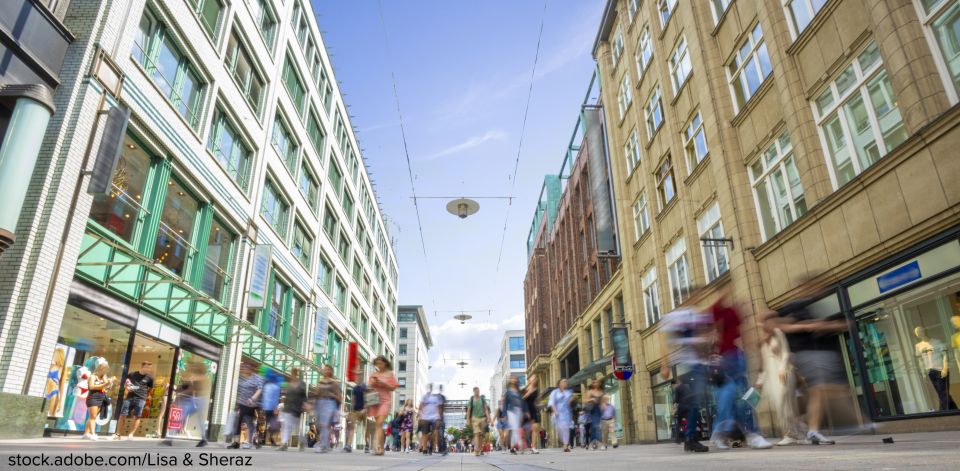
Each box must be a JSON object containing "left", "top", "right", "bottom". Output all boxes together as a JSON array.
[
  {"left": 453, "top": 314, "right": 472, "bottom": 324},
  {"left": 446, "top": 198, "right": 480, "bottom": 219}
]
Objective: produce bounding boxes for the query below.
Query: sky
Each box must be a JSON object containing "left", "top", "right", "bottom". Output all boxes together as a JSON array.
[{"left": 314, "top": 0, "right": 605, "bottom": 400}]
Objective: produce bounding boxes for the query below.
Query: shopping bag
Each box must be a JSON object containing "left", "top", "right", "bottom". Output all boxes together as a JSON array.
[
  {"left": 741, "top": 387, "right": 761, "bottom": 409},
  {"left": 363, "top": 390, "right": 381, "bottom": 408},
  {"left": 224, "top": 410, "right": 238, "bottom": 440}
]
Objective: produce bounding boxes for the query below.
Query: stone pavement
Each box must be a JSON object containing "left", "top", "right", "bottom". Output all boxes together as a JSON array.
[{"left": 1, "top": 431, "right": 960, "bottom": 470}]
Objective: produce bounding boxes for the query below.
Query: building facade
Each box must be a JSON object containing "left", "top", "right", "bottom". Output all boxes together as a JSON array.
[
  {"left": 489, "top": 329, "right": 529, "bottom": 419},
  {"left": 0, "top": 0, "right": 399, "bottom": 441},
  {"left": 590, "top": 0, "right": 960, "bottom": 443},
  {"left": 396, "top": 305, "right": 432, "bottom": 409}
]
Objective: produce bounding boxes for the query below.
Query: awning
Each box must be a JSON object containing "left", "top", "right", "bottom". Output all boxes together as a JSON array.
[{"left": 567, "top": 356, "right": 612, "bottom": 388}]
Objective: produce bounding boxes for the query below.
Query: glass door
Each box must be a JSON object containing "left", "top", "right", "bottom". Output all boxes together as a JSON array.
[
  {"left": 125, "top": 333, "right": 176, "bottom": 437},
  {"left": 165, "top": 349, "right": 218, "bottom": 440}
]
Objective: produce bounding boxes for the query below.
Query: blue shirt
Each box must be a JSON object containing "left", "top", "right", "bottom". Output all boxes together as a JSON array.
[
  {"left": 262, "top": 382, "right": 281, "bottom": 411},
  {"left": 548, "top": 388, "right": 573, "bottom": 423}
]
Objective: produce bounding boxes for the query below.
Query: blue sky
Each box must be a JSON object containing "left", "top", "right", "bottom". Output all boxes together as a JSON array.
[{"left": 314, "top": 0, "right": 605, "bottom": 398}]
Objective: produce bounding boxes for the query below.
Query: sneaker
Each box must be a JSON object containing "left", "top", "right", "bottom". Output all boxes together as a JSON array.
[
  {"left": 241, "top": 443, "right": 252, "bottom": 449},
  {"left": 776, "top": 436, "right": 798, "bottom": 446},
  {"left": 343, "top": 445, "right": 352, "bottom": 453},
  {"left": 254, "top": 443, "right": 262, "bottom": 449},
  {"left": 90, "top": 434, "right": 99, "bottom": 441},
  {"left": 227, "top": 442, "right": 240, "bottom": 449},
  {"left": 807, "top": 431, "right": 835, "bottom": 445},
  {"left": 510, "top": 448, "right": 517, "bottom": 455},
  {"left": 747, "top": 434, "right": 773, "bottom": 449},
  {"left": 563, "top": 446, "right": 570, "bottom": 452},
  {"left": 613, "top": 444, "right": 619, "bottom": 449},
  {"left": 81, "top": 434, "right": 91, "bottom": 440},
  {"left": 532, "top": 448, "right": 540, "bottom": 454},
  {"left": 196, "top": 440, "right": 207, "bottom": 448},
  {"left": 712, "top": 438, "right": 730, "bottom": 450},
  {"left": 280, "top": 444, "right": 288, "bottom": 451},
  {"left": 161, "top": 439, "right": 173, "bottom": 446},
  {"left": 684, "top": 440, "right": 709, "bottom": 453}
]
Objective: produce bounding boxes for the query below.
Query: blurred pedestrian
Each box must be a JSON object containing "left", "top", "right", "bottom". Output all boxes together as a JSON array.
[
  {"left": 600, "top": 395, "right": 617, "bottom": 449},
  {"left": 162, "top": 360, "right": 209, "bottom": 447},
  {"left": 504, "top": 376, "right": 525, "bottom": 453},
  {"left": 661, "top": 302, "right": 712, "bottom": 452},
  {"left": 466, "top": 386, "right": 491, "bottom": 456},
  {"left": 368, "top": 356, "right": 399, "bottom": 456},
  {"left": 418, "top": 383, "right": 442, "bottom": 455},
  {"left": 585, "top": 379, "right": 604, "bottom": 450},
  {"left": 522, "top": 374, "right": 541, "bottom": 454},
  {"left": 279, "top": 367, "right": 307, "bottom": 451},
  {"left": 312, "top": 364, "right": 341, "bottom": 453},
  {"left": 343, "top": 362, "right": 366, "bottom": 453},
  {"left": 755, "top": 311, "right": 803, "bottom": 445},
  {"left": 399, "top": 399, "right": 415, "bottom": 452},
  {"left": 261, "top": 371, "right": 281, "bottom": 446},
  {"left": 547, "top": 378, "right": 574, "bottom": 452},
  {"left": 227, "top": 363, "right": 263, "bottom": 449}
]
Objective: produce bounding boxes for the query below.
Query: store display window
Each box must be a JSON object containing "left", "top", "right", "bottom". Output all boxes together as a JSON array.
[{"left": 166, "top": 349, "right": 217, "bottom": 440}]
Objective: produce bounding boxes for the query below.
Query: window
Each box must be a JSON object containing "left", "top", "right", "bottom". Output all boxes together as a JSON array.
[
  {"left": 399, "top": 361, "right": 407, "bottom": 371},
  {"left": 201, "top": 218, "right": 234, "bottom": 302},
  {"left": 90, "top": 136, "right": 152, "bottom": 244},
  {"left": 636, "top": 27, "right": 654, "bottom": 78},
  {"left": 154, "top": 179, "right": 200, "bottom": 276},
  {"left": 306, "top": 109, "right": 326, "bottom": 157},
  {"left": 656, "top": 158, "right": 676, "bottom": 210},
  {"left": 328, "top": 161, "right": 343, "bottom": 198},
  {"left": 399, "top": 327, "right": 408, "bottom": 339},
  {"left": 658, "top": 0, "right": 677, "bottom": 28},
  {"left": 814, "top": 41, "right": 906, "bottom": 187},
  {"left": 612, "top": 27, "right": 625, "bottom": 67},
  {"left": 323, "top": 203, "right": 338, "bottom": 243},
  {"left": 272, "top": 115, "right": 298, "bottom": 173},
  {"left": 337, "top": 230, "right": 350, "bottom": 261},
  {"left": 399, "top": 343, "right": 407, "bottom": 355},
  {"left": 261, "top": 180, "right": 289, "bottom": 237},
  {"left": 282, "top": 55, "right": 307, "bottom": 115},
  {"left": 683, "top": 111, "right": 708, "bottom": 172},
  {"left": 711, "top": 0, "right": 732, "bottom": 23},
  {"left": 334, "top": 277, "right": 347, "bottom": 312},
  {"left": 292, "top": 221, "right": 313, "bottom": 268},
  {"left": 509, "top": 336, "right": 525, "bottom": 351},
  {"left": 266, "top": 274, "right": 289, "bottom": 338},
  {"left": 132, "top": 10, "right": 204, "bottom": 128},
  {"left": 299, "top": 163, "right": 320, "bottom": 212},
  {"left": 510, "top": 354, "right": 526, "bottom": 369},
  {"left": 186, "top": 0, "right": 222, "bottom": 39},
  {"left": 642, "top": 267, "right": 661, "bottom": 326},
  {"left": 628, "top": 0, "right": 641, "bottom": 22},
  {"left": 697, "top": 202, "right": 729, "bottom": 283},
  {"left": 728, "top": 24, "right": 773, "bottom": 111},
  {"left": 919, "top": 0, "right": 960, "bottom": 99},
  {"left": 785, "top": 0, "right": 827, "bottom": 36},
  {"left": 665, "top": 238, "right": 691, "bottom": 308},
  {"left": 249, "top": 0, "right": 278, "bottom": 48},
  {"left": 749, "top": 131, "right": 807, "bottom": 241},
  {"left": 208, "top": 109, "right": 251, "bottom": 189},
  {"left": 317, "top": 252, "right": 333, "bottom": 294},
  {"left": 625, "top": 129, "right": 641, "bottom": 173},
  {"left": 618, "top": 73, "right": 633, "bottom": 119},
  {"left": 632, "top": 193, "right": 650, "bottom": 241},
  {"left": 645, "top": 86, "right": 664, "bottom": 139},
  {"left": 342, "top": 192, "right": 355, "bottom": 225},
  {"left": 669, "top": 36, "right": 692, "bottom": 94},
  {"left": 225, "top": 32, "right": 265, "bottom": 113}
]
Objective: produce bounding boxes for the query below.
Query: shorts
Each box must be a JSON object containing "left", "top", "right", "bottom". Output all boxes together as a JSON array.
[
  {"left": 794, "top": 350, "right": 846, "bottom": 387},
  {"left": 85, "top": 391, "right": 105, "bottom": 408},
  {"left": 347, "top": 410, "right": 367, "bottom": 424},
  {"left": 470, "top": 417, "right": 487, "bottom": 434},
  {"left": 418, "top": 419, "right": 439, "bottom": 434},
  {"left": 119, "top": 398, "right": 146, "bottom": 417}
]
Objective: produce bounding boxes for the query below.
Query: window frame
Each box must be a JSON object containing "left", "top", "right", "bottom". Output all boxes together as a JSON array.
[
  {"left": 665, "top": 238, "right": 691, "bottom": 309},
  {"left": 644, "top": 85, "right": 664, "bottom": 140},
  {"left": 711, "top": 0, "right": 733, "bottom": 25},
  {"left": 697, "top": 202, "right": 729, "bottom": 283},
  {"left": 642, "top": 267, "right": 661, "bottom": 327},
  {"left": 260, "top": 178, "right": 290, "bottom": 238},
  {"left": 658, "top": 0, "right": 678, "bottom": 29},
  {"left": 784, "top": 0, "right": 828, "bottom": 38},
  {"left": 655, "top": 157, "right": 676, "bottom": 211},
  {"left": 632, "top": 192, "right": 650, "bottom": 241},
  {"left": 291, "top": 218, "right": 314, "bottom": 269},
  {"left": 636, "top": 26, "right": 654, "bottom": 79},
  {"left": 612, "top": 26, "right": 625, "bottom": 68},
  {"left": 207, "top": 107, "right": 252, "bottom": 190},
  {"left": 727, "top": 23, "right": 773, "bottom": 113},
  {"left": 682, "top": 111, "right": 708, "bottom": 173},
  {"left": 749, "top": 131, "right": 807, "bottom": 241},
  {"left": 914, "top": 0, "right": 960, "bottom": 104},
  {"left": 624, "top": 128, "right": 641, "bottom": 174},
  {"left": 249, "top": 0, "right": 278, "bottom": 50},
  {"left": 618, "top": 72, "right": 634, "bottom": 119},
  {"left": 224, "top": 29, "right": 266, "bottom": 114},
  {"left": 272, "top": 113, "right": 299, "bottom": 175},
  {"left": 669, "top": 36, "right": 693, "bottom": 95}
]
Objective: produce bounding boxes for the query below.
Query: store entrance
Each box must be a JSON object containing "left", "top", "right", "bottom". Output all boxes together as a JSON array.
[{"left": 122, "top": 333, "right": 176, "bottom": 438}]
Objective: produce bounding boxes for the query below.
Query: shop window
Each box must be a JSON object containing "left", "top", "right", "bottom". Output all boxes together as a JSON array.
[
  {"left": 166, "top": 350, "right": 217, "bottom": 440},
  {"left": 208, "top": 108, "right": 252, "bottom": 190},
  {"left": 814, "top": 41, "right": 906, "bottom": 188},
  {"left": 749, "top": 130, "right": 807, "bottom": 241},
  {"left": 917, "top": 0, "right": 960, "bottom": 101},
  {"left": 728, "top": 23, "right": 773, "bottom": 113},
  {"left": 89, "top": 135, "right": 153, "bottom": 244},
  {"left": 201, "top": 218, "right": 234, "bottom": 302},
  {"left": 154, "top": 179, "right": 200, "bottom": 276}
]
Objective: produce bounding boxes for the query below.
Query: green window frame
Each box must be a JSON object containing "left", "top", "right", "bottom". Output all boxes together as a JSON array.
[
  {"left": 260, "top": 179, "right": 290, "bottom": 238},
  {"left": 272, "top": 115, "right": 299, "bottom": 173},
  {"left": 265, "top": 270, "right": 291, "bottom": 339},
  {"left": 322, "top": 202, "right": 338, "bottom": 243},
  {"left": 186, "top": 0, "right": 223, "bottom": 39},
  {"left": 133, "top": 9, "right": 205, "bottom": 128},
  {"left": 291, "top": 220, "right": 313, "bottom": 269},
  {"left": 289, "top": 295, "right": 306, "bottom": 351},
  {"left": 342, "top": 191, "right": 354, "bottom": 225},
  {"left": 316, "top": 251, "right": 333, "bottom": 294},
  {"left": 306, "top": 108, "right": 326, "bottom": 157},
  {"left": 334, "top": 277, "right": 347, "bottom": 313},
  {"left": 250, "top": 0, "right": 278, "bottom": 49},
  {"left": 337, "top": 230, "right": 350, "bottom": 262},
  {"left": 208, "top": 108, "right": 252, "bottom": 190},
  {"left": 225, "top": 31, "right": 266, "bottom": 114},
  {"left": 299, "top": 162, "right": 320, "bottom": 212},
  {"left": 328, "top": 160, "right": 343, "bottom": 198},
  {"left": 282, "top": 54, "right": 307, "bottom": 115},
  {"left": 201, "top": 218, "right": 235, "bottom": 303}
]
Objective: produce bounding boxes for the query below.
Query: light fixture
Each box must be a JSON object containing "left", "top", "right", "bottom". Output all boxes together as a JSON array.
[
  {"left": 446, "top": 198, "right": 480, "bottom": 219},
  {"left": 454, "top": 314, "right": 472, "bottom": 324}
]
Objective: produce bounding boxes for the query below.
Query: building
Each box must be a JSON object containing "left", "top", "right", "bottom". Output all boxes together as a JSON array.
[
  {"left": 590, "top": 0, "right": 960, "bottom": 442},
  {"left": 395, "top": 305, "right": 432, "bottom": 409},
  {"left": 489, "top": 329, "right": 528, "bottom": 417},
  {"left": 0, "top": 0, "right": 399, "bottom": 441},
  {"left": 443, "top": 399, "right": 468, "bottom": 431}
]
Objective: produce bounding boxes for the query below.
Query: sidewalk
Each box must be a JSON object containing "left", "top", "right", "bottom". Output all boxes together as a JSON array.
[{"left": 1, "top": 431, "right": 959, "bottom": 470}]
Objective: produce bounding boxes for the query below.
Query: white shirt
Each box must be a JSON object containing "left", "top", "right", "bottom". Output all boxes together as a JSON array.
[
  {"left": 420, "top": 393, "right": 442, "bottom": 421},
  {"left": 661, "top": 307, "right": 713, "bottom": 365}
]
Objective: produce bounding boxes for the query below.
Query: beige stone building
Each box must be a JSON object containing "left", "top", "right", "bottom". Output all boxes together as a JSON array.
[{"left": 589, "top": 0, "right": 960, "bottom": 442}]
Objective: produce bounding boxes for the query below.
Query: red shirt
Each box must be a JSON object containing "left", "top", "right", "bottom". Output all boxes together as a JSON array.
[{"left": 711, "top": 300, "right": 741, "bottom": 354}]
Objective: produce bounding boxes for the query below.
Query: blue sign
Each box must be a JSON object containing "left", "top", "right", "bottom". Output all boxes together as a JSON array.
[
  {"left": 877, "top": 260, "right": 921, "bottom": 294},
  {"left": 247, "top": 245, "right": 272, "bottom": 309}
]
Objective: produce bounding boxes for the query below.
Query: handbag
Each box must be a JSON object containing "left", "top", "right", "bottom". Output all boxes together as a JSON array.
[{"left": 363, "top": 390, "right": 380, "bottom": 408}]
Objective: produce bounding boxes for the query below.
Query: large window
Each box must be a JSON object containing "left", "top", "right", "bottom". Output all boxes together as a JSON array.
[
  {"left": 334, "top": 277, "right": 347, "bottom": 312},
  {"left": 612, "top": 27, "right": 625, "bottom": 67},
  {"left": 632, "top": 193, "right": 650, "bottom": 241},
  {"left": 201, "top": 218, "right": 234, "bottom": 302},
  {"left": 814, "top": 41, "right": 906, "bottom": 187},
  {"left": 919, "top": 0, "right": 960, "bottom": 99},
  {"left": 249, "top": 0, "right": 278, "bottom": 48},
  {"left": 328, "top": 161, "right": 343, "bottom": 198},
  {"left": 282, "top": 55, "right": 307, "bottom": 115},
  {"left": 645, "top": 86, "right": 664, "bottom": 140},
  {"left": 618, "top": 73, "right": 633, "bottom": 119},
  {"left": 266, "top": 273, "right": 289, "bottom": 339},
  {"left": 749, "top": 131, "right": 807, "bottom": 241},
  {"left": 225, "top": 32, "right": 265, "bottom": 113},
  {"left": 785, "top": 0, "right": 827, "bottom": 36},
  {"left": 711, "top": 0, "right": 732, "bottom": 24},
  {"left": 399, "top": 327, "right": 408, "bottom": 339},
  {"left": 261, "top": 180, "right": 289, "bottom": 237},
  {"left": 658, "top": 0, "right": 677, "bottom": 28},
  {"left": 636, "top": 27, "right": 654, "bottom": 78},
  {"left": 299, "top": 163, "right": 320, "bottom": 212},
  {"left": 627, "top": 0, "right": 641, "bottom": 22},
  {"left": 323, "top": 202, "right": 338, "bottom": 242},
  {"left": 291, "top": 221, "right": 313, "bottom": 269},
  {"left": 642, "top": 267, "right": 661, "bottom": 327},
  {"left": 625, "top": 129, "right": 641, "bottom": 173},
  {"left": 132, "top": 10, "right": 204, "bottom": 128},
  {"left": 510, "top": 354, "right": 526, "bottom": 369},
  {"left": 683, "top": 111, "right": 708, "bottom": 172},
  {"left": 509, "top": 336, "right": 525, "bottom": 351},
  {"left": 306, "top": 109, "right": 326, "bottom": 157},
  {"left": 399, "top": 343, "right": 407, "bottom": 355},
  {"left": 669, "top": 36, "right": 692, "bottom": 94},
  {"left": 208, "top": 109, "right": 251, "bottom": 189},
  {"left": 665, "top": 238, "right": 691, "bottom": 308},
  {"left": 89, "top": 136, "right": 152, "bottom": 244},
  {"left": 656, "top": 157, "right": 676, "bottom": 210},
  {"left": 272, "top": 115, "right": 299, "bottom": 173},
  {"left": 697, "top": 202, "right": 729, "bottom": 283},
  {"left": 154, "top": 179, "right": 200, "bottom": 276},
  {"left": 186, "top": 0, "right": 222, "bottom": 39},
  {"left": 728, "top": 24, "right": 773, "bottom": 112},
  {"left": 317, "top": 252, "right": 333, "bottom": 294}
]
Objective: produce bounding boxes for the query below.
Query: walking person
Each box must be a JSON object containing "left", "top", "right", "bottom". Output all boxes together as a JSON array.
[
  {"left": 368, "top": 356, "right": 399, "bottom": 456},
  {"left": 496, "top": 394, "right": 508, "bottom": 452},
  {"left": 661, "top": 301, "right": 712, "bottom": 452},
  {"left": 504, "top": 377, "right": 525, "bottom": 454},
  {"left": 279, "top": 367, "right": 307, "bottom": 451},
  {"left": 436, "top": 385, "right": 449, "bottom": 455},
  {"left": 418, "top": 384, "right": 442, "bottom": 455},
  {"left": 755, "top": 311, "right": 804, "bottom": 445},
  {"left": 600, "top": 395, "right": 618, "bottom": 449},
  {"left": 521, "top": 374, "right": 541, "bottom": 454},
  {"left": 114, "top": 361, "right": 153, "bottom": 440},
  {"left": 261, "top": 371, "right": 281, "bottom": 446},
  {"left": 709, "top": 291, "right": 773, "bottom": 450},
  {"left": 465, "top": 386, "right": 491, "bottom": 456},
  {"left": 83, "top": 360, "right": 116, "bottom": 441},
  {"left": 343, "top": 362, "right": 366, "bottom": 453},
  {"left": 311, "top": 364, "right": 341, "bottom": 453},
  {"left": 162, "top": 360, "right": 210, "bottom": 447},
  {"left": 399, "top": 399, "right": 415, "bottom": 453},
  {"left": 547, "top": 378, "right": 574, "bottom": 452},
  {"left": 585, "top": 379, "right": 605, "bottom": 450},
  {"left": 227, "top": 363, "right": 263, "bottom": 449}
]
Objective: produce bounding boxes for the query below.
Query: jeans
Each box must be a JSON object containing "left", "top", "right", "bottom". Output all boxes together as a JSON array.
[
  {"left": 680, "top": 363, "right": 707, "bottom": 442},
  {"left": 316, "top": 399, "right": 338, "bottom": 450},
  {"left": 234, "top": 405, "right": 258, "bottom": 444},
  {"left": 177, "top": 396, "right": 207, "bottom": 440},
  {"left": 281, "top": 411, "right": 301, "bottom": 444},
  {"left": 713, "top": 348, "right": 758, "bottom": 437},
  {"left": 588, "top": 407, "right": 602, "bottom": 443},
  {"left": 927, "top": 369, "right": 958, "bottom": 411}
]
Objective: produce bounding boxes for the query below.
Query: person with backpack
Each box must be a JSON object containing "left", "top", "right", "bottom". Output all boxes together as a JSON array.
[
  {"left": 343, "top": 363, "right": 366, "bottom": 453},
  {"left": 465, "top": 386, "right": 491, "bottom": 456}
]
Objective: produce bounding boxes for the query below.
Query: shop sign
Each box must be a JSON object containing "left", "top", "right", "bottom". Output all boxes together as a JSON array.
[
  {"left": 168, "top": 406, "right": 183, "bottom": 430},
  {"left": 848, "top": 240, "right": 960, "bottom": 306},
  {"left": 313, "top": 304, "right": 330, "bottom": 354},
  {"left": 877, "top": 261, "right": 921, "bottom": 293},
  {"left": 612, "top": 355, "right": 634, "bottom": 381},
  {"left": 248, "top": 245, "right": 273, "bottom": 309}
]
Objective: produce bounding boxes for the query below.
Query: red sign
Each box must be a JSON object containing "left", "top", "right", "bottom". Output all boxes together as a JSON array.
[
  {"left": 168, "top": 406, "right": 184, "bottom": 431},
  {"left": 346, "top": 342, "right": 359, "bottom": 383},
  {"left": 612, "top": 355, "right": 634, "bottom": 381}
]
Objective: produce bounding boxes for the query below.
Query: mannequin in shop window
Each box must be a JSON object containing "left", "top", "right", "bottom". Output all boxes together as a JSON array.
[
  {"left": 952, "top": 316, "right": 960, "bottom": 379},
  {"left": 914, "top": 326, "right": 957, "bottom": 411}
]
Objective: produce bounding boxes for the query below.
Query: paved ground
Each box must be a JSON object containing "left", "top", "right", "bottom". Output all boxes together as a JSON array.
[{"left": 1, "top": 431, "right": 960, "bottom": 470}]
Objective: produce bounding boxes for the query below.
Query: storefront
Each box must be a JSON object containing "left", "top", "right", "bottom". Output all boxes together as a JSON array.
[
  {"left": 602, "top": 376, "right": 625, "bottom": 442},
  {"left": 649, "top": 365, "right": 719, "bottom": 442}
]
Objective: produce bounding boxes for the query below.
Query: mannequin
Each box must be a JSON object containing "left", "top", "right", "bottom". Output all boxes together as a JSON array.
[
  {"left": 914, "top": 326, "right": 956, "bottom": 411},
  {"left": 952, "top": 316, "right": 960, "bottom": 376}
]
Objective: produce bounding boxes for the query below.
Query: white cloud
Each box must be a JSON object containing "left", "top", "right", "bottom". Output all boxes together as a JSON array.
[{"left": 420, "top": 129, "right": 507, "bottom": 161}]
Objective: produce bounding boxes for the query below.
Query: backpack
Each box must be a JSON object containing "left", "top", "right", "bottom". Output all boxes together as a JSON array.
[{"left": 352, "top": 383, "right": 366, "bottom": 411}]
